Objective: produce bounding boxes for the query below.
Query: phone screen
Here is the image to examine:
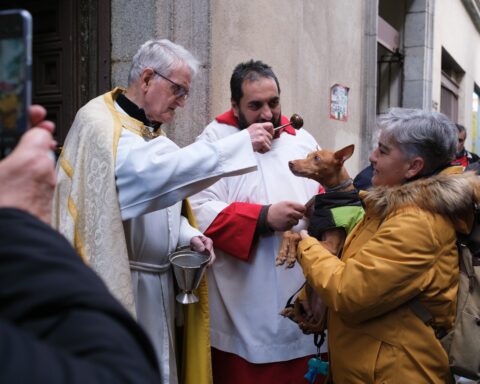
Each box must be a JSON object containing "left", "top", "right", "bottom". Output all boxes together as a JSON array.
[{"left": 0, "top": 9, "right": 32, "bottom": 159}]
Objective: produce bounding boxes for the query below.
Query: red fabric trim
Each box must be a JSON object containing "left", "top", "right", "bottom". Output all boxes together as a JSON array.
[
  {"left": 279, "top": 114, "right": 290, "bottom": 125},
  {"left": 212, "top": 348, "right": 326, "bottom": 384},
  {"left": 451, "top": 154, "right": 468, "bottom": 168},
  {"left": 204, "top": 202, "right": 262, "bottom": 261},
  {"left": 215, "top": 109, "right": 239, "bottom": 127},
  {"left": 215, "top": 110, "right": 295, "bottom": 136},
  {"left": 277, "top": 114, "right": 296, "bottom": 136}
]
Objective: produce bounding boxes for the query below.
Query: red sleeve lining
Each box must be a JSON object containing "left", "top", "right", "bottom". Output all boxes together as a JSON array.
[{"left": 204, "top": 202, "right": 263, "bottom": 261}]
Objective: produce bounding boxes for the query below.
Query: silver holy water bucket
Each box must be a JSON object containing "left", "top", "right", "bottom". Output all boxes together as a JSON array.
[{"left": 169, "top": 249, "right": 210, "bottom": 304}]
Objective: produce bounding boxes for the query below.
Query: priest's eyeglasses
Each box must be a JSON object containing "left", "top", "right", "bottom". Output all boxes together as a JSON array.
[{"left": 153, "top": 70, "right": 189, "bottom": 100}]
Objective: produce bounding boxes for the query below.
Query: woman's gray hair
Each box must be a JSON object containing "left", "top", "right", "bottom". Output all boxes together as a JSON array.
[
  {"left": 377, "top": 108, "right": 458, "bottom": 175},
  {"left": 128, "top": 39, "right": 200, "bottom": 85}
]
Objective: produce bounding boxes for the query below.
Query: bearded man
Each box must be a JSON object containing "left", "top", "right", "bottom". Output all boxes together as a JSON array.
[{"left": 190, "top": 60, "right": 325, "bottom": 383}]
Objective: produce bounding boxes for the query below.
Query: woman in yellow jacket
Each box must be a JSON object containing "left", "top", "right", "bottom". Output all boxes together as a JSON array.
[{"left": 297, "top": 108, "right": 479, "bottom": 383}]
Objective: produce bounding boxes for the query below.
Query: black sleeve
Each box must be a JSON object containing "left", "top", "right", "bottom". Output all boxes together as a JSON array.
[
  {"left": 0, "top": 208, "right": 160, "bottom": 384},
  {"left": 254, "top": 204, "right": 274, "bottom": 236}
]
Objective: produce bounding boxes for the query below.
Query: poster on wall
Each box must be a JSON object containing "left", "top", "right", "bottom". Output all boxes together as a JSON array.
[{"left": 330, "top": 83, "right": 349, "bottom": 121}]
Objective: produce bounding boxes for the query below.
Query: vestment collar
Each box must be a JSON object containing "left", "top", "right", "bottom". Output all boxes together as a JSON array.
[
  {"left": 116, "top": 92, "right": 161, "bottom": 131},
  {"left": 111, "top": 89, "right": 165, "bottom": 140}
]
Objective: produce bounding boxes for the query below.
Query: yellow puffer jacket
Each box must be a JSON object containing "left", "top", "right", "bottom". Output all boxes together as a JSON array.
[{"left": 298, "top": 170, "right": 479, "bottom": 383}]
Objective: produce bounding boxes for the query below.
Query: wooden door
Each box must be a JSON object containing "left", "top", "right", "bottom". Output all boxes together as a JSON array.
[{"left": 0, "top": 0, "right": 111, "bottom": 146}]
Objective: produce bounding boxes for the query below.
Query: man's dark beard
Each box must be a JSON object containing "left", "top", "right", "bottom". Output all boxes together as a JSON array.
[{"left": 237, "top": 110, "right": 282, "bottom": 130}]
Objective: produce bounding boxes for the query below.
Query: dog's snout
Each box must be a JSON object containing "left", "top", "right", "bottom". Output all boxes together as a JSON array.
[{"left": 288, "top": 161, "right": 294, "bottom": 170}]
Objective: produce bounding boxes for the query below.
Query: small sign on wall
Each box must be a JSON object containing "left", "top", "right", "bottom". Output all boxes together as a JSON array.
[{"left": 330, "top": 84, "right": 349, "bottom": 121}]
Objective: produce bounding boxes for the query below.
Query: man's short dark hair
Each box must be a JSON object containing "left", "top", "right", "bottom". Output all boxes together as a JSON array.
[
  {"left": 230, "top": 60, "right": 281, "bottom": 104},
  {"left": 456, "top": 123, "right": 466, "bottom": 135}
]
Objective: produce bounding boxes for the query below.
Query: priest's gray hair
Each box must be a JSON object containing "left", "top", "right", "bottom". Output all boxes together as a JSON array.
[
  {"left": 128, "top": 39, "right": 200, "bottom": 85},
  {"left": 376, "top": 108, "right": 458, "bottom": 175}
]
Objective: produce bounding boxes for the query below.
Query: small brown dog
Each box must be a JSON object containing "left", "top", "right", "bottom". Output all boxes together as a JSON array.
[
  {"left": 276, "top": 144, "right": 356, "bottom": 266},
  {"left": 277, "top": 144, "right": 358, "bottom": 333}
]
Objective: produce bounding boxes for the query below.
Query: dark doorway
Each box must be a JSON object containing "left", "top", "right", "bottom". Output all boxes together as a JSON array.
[{"left": 0, "top": 0, "right": 111, "bottom": 146}]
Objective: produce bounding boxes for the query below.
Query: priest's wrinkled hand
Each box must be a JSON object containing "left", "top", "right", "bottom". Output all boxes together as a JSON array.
[
  {"left": 190, "top": 235, "right": 216, "bottom": 266},
  {"left": 247, "top": 122, "right": 273, "bottom": 154}
]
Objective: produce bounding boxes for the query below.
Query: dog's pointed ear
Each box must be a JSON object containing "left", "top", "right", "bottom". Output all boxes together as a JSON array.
[{"left": 334, "top": 144, "right": 355, "bottom": 164}]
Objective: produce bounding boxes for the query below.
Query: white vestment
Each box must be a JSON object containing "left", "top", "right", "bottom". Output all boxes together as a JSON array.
[
  {"left": 116, "top": 126, "right": 201, "bottom": 384},
  {"left": 191, "top": 119, "right": 323, "bottom": 364},
  {"left": 114, "top": 105, "right": 257, "bottom": 384}
]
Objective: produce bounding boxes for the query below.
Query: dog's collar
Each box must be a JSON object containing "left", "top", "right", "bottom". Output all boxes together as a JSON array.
[{"left": 324, "top": 178, "right": 353, "bottom": 193}]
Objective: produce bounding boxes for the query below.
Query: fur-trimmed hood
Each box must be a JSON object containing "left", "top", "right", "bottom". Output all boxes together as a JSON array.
[{"left": 361, "top": 170, "right": 480, "bottom": 234}]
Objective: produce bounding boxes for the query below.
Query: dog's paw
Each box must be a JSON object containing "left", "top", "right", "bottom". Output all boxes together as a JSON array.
[
  {"left": 276, "top": 230, "right": 301, "bottom": 268},
  {"left": 299, "top": 320, "right": 326, "bottom": 335},
  {"left": 275, "top": 254, "right": 287, "bottom": 266},
  {"left": 280, "top": 306, "right": 305, "bottom": 325},
  {"left": 279, "top": 307, "right": 295, "bottom": 319}
]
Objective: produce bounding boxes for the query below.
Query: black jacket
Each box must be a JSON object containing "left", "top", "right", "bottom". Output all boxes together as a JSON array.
[{"left": 0, "top": 208, "right": 160, "bottom": 383}]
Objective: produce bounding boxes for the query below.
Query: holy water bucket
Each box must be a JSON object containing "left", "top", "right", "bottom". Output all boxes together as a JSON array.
[{"left": 169, "top": 249, "right": 210, "bottom": 304}]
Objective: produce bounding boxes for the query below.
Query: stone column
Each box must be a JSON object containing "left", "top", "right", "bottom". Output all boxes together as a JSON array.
[
  {"left": 402, "top": 0, "right": 435, "bottom": 109},
  {"left": 156, "top": 0, "right": 211, "bottom": 146},
  {"left": 360, "top": 0, "right": 379, "bottom": 164}
]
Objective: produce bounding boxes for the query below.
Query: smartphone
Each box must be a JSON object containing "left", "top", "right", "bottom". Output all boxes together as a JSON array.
[{"left": 0, "top": 9, "right": 32, "bottom": 159}]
